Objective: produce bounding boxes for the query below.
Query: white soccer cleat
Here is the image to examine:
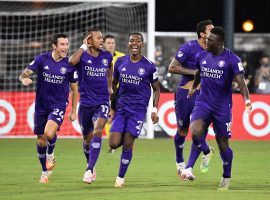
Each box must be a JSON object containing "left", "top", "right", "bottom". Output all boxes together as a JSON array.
[
  {"left": 181, "top": 167, "right": 195, "bottom": 181},
  {"left": 114, "top": 176, "right": 125, "bottom": 188},
  {"left": 46, "top": 152, "right": 56, "bottom": 171},
  {"left": 200, "top": 146, "right": 214, "bottom": 174},
  {"left": 217, "top": 177, "right": 231, "bottom": 190},
  {"left": 176, "top": 162, "right": 186, "bottom": 177},
  {"left": 83, "top": 170, "right": 93, "bottom": 184},
  {"left": 39, "top": 171, "right": 52, "bottom": 183}
]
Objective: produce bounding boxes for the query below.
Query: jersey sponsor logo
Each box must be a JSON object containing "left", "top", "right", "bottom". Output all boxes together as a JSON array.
[
  {"left": 102, "top": 59, "right": 108, "bottom": 66},
  {"left": 177, "top": 51, "right": 184, "bottom": 57},
  {"left": 238, "top": 62, "right": 244, "bottom": 71},
  {"left": 121, "top": 67, "right": 126, "bottom": 71},
  {"left": 218, "top": 60, "right": 225, "bottom": 68},
  {"left": 60, "top": 67, "right": 67, "bottom": 74},
  {"left": 121, "top": 159, "right": 130, "bottom": 164},
  {"left": 44, "top": 65, "right": 49, "bottom": 70},
  {"left": 29, "top": 60, "right": 35, "bottom": 65},
  {"left": 138, "top": 68, "right": 145, "bottom": 75}
]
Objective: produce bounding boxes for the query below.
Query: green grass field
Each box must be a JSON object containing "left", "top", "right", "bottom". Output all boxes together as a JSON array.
[{"left": 0, "top": 139, "right": 269, "bottom": 200}]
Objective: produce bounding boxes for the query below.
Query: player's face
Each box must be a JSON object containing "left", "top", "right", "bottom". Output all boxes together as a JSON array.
[
  {"left": 128, "top": 34, "right": 144, "bottom": 55},
  {"left": 206, "top": 32, "right": 220, "bottom": 53},
  {"left": 53, "top": 37, "right": 69, "bottom": 58},
  {"left": 103, "top": 38, "right": 116, "bottom": 53},
  {"left": 88, "top": 31, "right": 103, "bottom": 50}
]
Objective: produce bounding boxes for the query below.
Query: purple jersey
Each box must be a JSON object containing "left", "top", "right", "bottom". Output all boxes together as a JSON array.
[
  {"left": 27, "top": 51, "right": 77, "bottom": 111},
  {"left": 114, "top": 55, "right": 158, "bottom": 114},
  {"left": 175, "top": 40, "right": 204, "bottom": 86},
  {"left": 76, "top": 50, "right": 113, "bottom": 106},
  {"left": 195, "top": 48, "right": 244, "bottom": 111}
]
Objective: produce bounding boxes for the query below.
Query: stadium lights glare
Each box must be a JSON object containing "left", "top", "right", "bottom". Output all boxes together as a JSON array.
[{"left": 242, "top": 20, "right": 254, "bottom": 32}]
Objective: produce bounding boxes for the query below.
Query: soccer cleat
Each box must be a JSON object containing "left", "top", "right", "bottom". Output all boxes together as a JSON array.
[
  {"left": 176, "top": 162, "right": 186, "bottom": 177},
  {"left": 200, "top": 146, "right": 214, "bottom": 174},
  {"left": 217, "top": 177, "right": 231, "bottom": 190},
  {"left": 39, "top": 171, "right": 52, "bottom": 183},
  {"left": 114, "top": 176, "right": 125, "bottom": 188},
  {"left": 46, "top": 152, "right": 56, "bottom": 171},
  {"left": 181, "top": 167, "right": 195, "bottom": 181},
  {"left": 83, "top": 170, "right": 93, "bottom": 184}
]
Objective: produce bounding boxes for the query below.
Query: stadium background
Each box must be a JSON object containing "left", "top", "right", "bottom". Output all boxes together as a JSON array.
[{"left": 0, "top": 0, "right": 269, "bottom": 140}]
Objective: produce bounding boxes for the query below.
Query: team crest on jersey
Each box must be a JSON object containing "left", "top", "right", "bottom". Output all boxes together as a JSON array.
[
  {"left": 102, "top": 59, "right": 108, "bottom": 66},
  {"left": 138, "top": 68, "right": 145, "bottom": 75},
  {"left": 60, "top": 67, "right": 67, "bottom": 74},
  {"left": 218, "top": 60, "right": 225, "bottom": 67},
  {"left": 177, "top": 51, "right": 184, "bottom": 57}
]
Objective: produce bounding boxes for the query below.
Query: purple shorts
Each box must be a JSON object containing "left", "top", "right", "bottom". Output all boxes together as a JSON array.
[
  {"left": 78, "top": 104, "right": 109, "bottom": 135},
  {"left": 34, "top": 107, "right": 66, "bottom": 135},
  {"left": 175, "top": 87, "right": 199, "bottom": 129},
  {"left": 190, "top": 103, "right": 232, "bottom": 138},
  {"left": 110, "top": 109, "right": 146, "bottom": 138}
]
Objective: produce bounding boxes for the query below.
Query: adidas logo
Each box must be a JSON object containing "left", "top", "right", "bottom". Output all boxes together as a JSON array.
[
  {"left": 87, "top": 60, "right": 92, "bottom": 63},
  {"left": 121, "top": 67, "right": 126, "bottom": 71},
  {"left": 202, "top": 60, "right": 206, "bottom": 64},
  {"left": 44, "top": 66, "right": 49, "bottom": 70}
]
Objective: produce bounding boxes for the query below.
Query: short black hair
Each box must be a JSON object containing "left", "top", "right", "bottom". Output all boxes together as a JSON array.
[
  {"left": 51, "top": 33, "right": 68, "bottom": 46},
  {"left": 196, "top": 20, "right": 213, "bottom": 38},
  {"left": 210, "top": 26, "right": 226, "bottom": 42},
  {"left": 104, "top": 34, "right": 115, "bottom": 42},
  {"left": 129, "top": 32, "right": 144, "bottom": 42},
  {"left": 84, "top": 28, "right": 101, "bottom": 38}
]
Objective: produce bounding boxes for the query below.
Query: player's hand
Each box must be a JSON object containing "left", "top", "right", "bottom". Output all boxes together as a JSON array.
[
  {"left": 151, "top": 112, "right": 159, "bottom": 124},
  {"left": 68, "top": 112, "right": 76, "bottom": 122},
  {"left": 245, "top": 100, "right": 252, "bottom": 115},
  {"left": 21, "top": 78, "right": 33, "bottom": 86},
  {"left": 187, "top": 87, "right": 195, "bottom": 98}
]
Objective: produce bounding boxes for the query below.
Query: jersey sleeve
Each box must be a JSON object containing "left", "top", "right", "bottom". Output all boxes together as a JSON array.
[
  {"left": 149, "top": 63, "right": 158, "bottom": 83},
  {"left": 68, "top": 67, "right": 78, "bottom": 83},
  {"left": 113, "top": 57, "right": 121, "bottom": 79},
  {"left": 174, "top": 42, "right": 190, "bottom": 64},
  {"left": 195, "top": 52, "right": 204, "bottom": 72},
  {"left": 26, "top": 55, "right": 43, "bottom": 72},
  {"left": 230, "top": 54, "right": 245, "bottom": 76}
]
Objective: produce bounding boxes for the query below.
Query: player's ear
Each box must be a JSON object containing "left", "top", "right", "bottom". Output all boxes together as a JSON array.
[
  {"left": 200, "top": 32, "right": 204, "bottom": 38},
  {"left": 52, "top": 43, "right": 57, "bottom": 50},
  {"left": 87, "top": 35, "right": 92, "bottom": 45}
]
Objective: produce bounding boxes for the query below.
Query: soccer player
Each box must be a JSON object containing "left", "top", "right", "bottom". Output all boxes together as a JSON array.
[
  {"left": 109, "top": 33, "right": 160, "bottom": 188},
  {"left": 181, "top": 26, "right": 252, "bottom": 190},
  {"left": 69, "top": 28, "right": 113, "bottom": 184},
  {"left": 103, "top": 34, "right": 125, "bottom": 153},
  {"left": 19, "top": 33, "right": 78, "bottom": 183},
  {"left": 168, "top": 20, "right": 214, "bottom": 176}
]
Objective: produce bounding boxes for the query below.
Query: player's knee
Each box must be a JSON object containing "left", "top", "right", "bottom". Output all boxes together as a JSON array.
[
  {"left": 177, "top": 128, "right": 188, "bottom": 137},
  {"left": 93, "top": 128, "right": 103, "bottom": 137},
  {"left": 37, "top": 137, "right": 47, "bottom": 147},
  {"left": 190, "top": 124, "right": 204, "bottom": 138},
  {"left": 123, "top": 143, "right": 133, "bottom": 151},
  {"left": 109, "top": 141, "right": 119, "bottom": 149}
]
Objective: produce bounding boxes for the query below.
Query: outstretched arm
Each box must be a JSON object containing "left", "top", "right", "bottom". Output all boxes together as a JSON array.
[
  {"left": 68, "top": 82, "right": 79, "bottom": 121},
  {"left": 19, "top": 68, "right": 34, "bottom": 86},
  {"left": 168, "top": 58, "right": 196, "bottom": 75},
  {"left": 234, "top": 73, "right": 252, "bottom": 114},
  {"left": 151, "top": 81, "right": 160, "bottom": 124}
]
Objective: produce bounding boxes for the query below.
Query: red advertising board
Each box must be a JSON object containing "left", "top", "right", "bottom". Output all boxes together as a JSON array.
[{"left": 0, "top": 92, "right": 269, "bottom": 140}]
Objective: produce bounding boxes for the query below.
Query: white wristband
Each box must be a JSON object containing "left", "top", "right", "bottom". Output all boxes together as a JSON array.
[
  {"left": 80, "top": 44, "right": 87, "bottom": 51},
  {"left": 245, "top": 99, "right": 251, "bottom": 105},
  {"left": 152, "top": 107, "right": 158, "bottom": 114}
]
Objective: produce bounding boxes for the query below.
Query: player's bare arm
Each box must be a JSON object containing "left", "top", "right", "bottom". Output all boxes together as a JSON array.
[
  {"left": 107, "top": 64, "right": 113, "bottom": 96},
  {"left": 68, "top": 82, "right": 79, "bottom": 121},
  {"left": 69, "top": 34, "right": 91, "bottom": 66},
  {"left": 151, "top": 80, "right": 160, "bottom": 124},
  {"left": 19, "top": 68, "right": 34, "bottom": 86},
  {"left": 168, "top": 58, "right": 196, "bottom": 75},
  {"left": 234, "top": 73, "right": 252, "bottom": 114},
  {"left": 188, "top": 69, "right": 200, "bottom": 98}
]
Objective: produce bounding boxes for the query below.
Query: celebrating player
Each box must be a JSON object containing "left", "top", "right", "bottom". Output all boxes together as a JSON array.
[{"left": 19, "top": 33, "right": 78, "bottom": 183}]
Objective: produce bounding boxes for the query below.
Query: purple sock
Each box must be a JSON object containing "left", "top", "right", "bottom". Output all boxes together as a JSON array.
[
  {"left": 192, "top": 134, "right": 210, "bottom": 155},
  {"left": 87, "top": 136, "right": 102, "bottom": 172},
  {"left": 83, "top": 143, "right": 90, "bottom": 163},
  {"left": 47, "top": 134, "right": 57, "bottom": 154},
  {"left": 186, "top": 142, "right": 201, "bottom": 168},
  {"left": 174, "top": 133, "right": 186, "bottom": 163},
  {"left": 118, "top": 149, "right": 133, "bottom": 178},
  {"left": 220, "top": 147, "right": 233, "bottom": 178},
  {"left": 37, "top": 144, "right": 47, "bottom": 171}
]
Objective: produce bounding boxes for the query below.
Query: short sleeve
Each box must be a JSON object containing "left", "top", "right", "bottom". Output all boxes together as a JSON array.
[
  {"left": 174, "top": 42, "right": 190, "bottom": 64},
  {"left": 230, "top": 54, "right": 245, "bottom": 76},
  {"left": 69, "top": 67, "right": 78, "bottom": 83},
  {"left": 113, "top": 57, "right": 121, "bottom": 79},
  {"left": 149, "top": 63, "right": 158, "bottom": 83},
  {"left": 27, "top": 55, "right": 43, "bottom": 72}
]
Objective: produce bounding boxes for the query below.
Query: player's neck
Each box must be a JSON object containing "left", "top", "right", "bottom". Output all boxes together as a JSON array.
[
  {"left": 212, "top": 46, "right": 224, "bottom": 56},
  {"left": 88, "top": 48, "right": 100, "bottom": 57},
  {"left": 129, "top": 54, "right": 142, "bottom": 63},
  {"left": 198, "top": 38, "right": 207, "bottom": 49},
  {"left": 52, "top": 51, "right": 63, "bottom": 62}
]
